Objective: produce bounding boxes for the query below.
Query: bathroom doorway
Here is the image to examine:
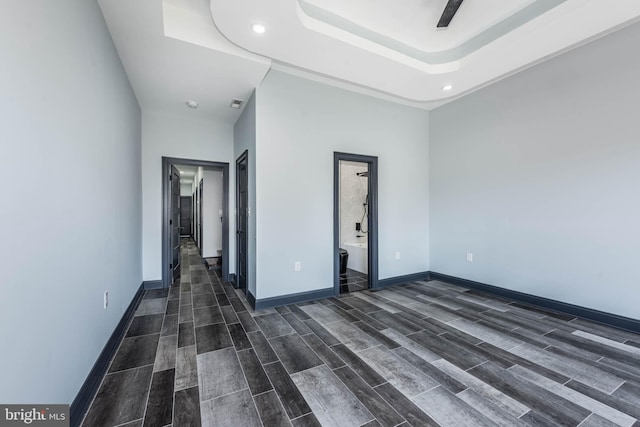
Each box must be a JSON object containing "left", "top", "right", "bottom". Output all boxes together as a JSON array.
[{"left": 334, "top": 152, "right": 378, "bottom": 294}]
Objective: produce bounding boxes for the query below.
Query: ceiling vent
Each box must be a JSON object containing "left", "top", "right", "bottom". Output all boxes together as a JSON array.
[{"left": 230, "top": 99, "right": 243, "bottom": 109}]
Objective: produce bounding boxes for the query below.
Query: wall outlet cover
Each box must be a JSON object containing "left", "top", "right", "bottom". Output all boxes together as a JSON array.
[{"left": 466, "top": 253, "right": 473, "bottom": 262}]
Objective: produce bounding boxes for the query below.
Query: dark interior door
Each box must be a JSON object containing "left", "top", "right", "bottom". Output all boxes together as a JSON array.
[
  {"left": 171, "top": 165, "right": 181, "bottom": 284},
  {"left": 194, "top": 188, "right": 199, "bottom": 247},
  {"left": 198, "top": 179, "right": 203, "bottom": 256},
  {"left": 180, "top": 196, "right": 192, "bottom": 236},
  {"left": 236, "top": 152, "right": 248, "bottom": 291}
]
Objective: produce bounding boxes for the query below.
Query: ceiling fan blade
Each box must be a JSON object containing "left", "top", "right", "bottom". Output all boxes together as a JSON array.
[{"left": 437, "top": 0, "right": 464, "bottom": 28}]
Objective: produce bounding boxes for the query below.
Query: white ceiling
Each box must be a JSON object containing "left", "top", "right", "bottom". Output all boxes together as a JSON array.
[
  {"left": 299, "top": 0, "right": 537, "bottom": 53},
  {"left": 174, "top": 165, "right": 198, "bottom": 182},
  {"left": 97, "top": 0, "right": 270, "bottom": 123},
  {"left": 99, "top": 0, "right": 640, "bottom": 123}
]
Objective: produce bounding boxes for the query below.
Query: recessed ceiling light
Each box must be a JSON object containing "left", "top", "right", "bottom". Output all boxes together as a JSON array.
[
  {"left": 185, "top": 100, "right": 199, "bottom": 109},
  {"left": 179, "top": 171, "right": 184, "bottom": 174},
  {"left": 251, "top": 23, "right": 266, "bottom": 34},
  {"left": 441, "top": 84, "right": 453, "bottom": 92},
  {"left": 230, "top": 99, "right": 243, "bottom": 109}
]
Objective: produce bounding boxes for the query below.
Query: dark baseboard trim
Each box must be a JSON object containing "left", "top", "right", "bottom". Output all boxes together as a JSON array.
[
  {"left": 252, "top": 288, "right": 335, "bottom": 311},
  {"left": 143, "top": 280, "right": 163, "bottom": 290},
  {"left": 70, "top": 283, "right": 145, "bottom": 427},
  {"left": 376, "top": 271, "right": 431, "bottom": 289},
  {"left": 247, "top": 290, "right": 256, "bottom": 310},
  {"left": 429, "top": 271, "right": 640, "bottom": 334}
]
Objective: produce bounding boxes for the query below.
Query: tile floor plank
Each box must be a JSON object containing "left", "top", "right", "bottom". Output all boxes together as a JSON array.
[
  {"left": 413, "top": 386, "right": 499, "bottom": 427},
  {"left": 194, "top": 323, "right": 233, "bottom": 354},
  {"left": 175, "top": 345, "right": 198, "bottom": 391},
  {"left": 269, "top": 333, "right": 324, "bottom": 374},
  {"left": 200, "top": 389, "right": 261, "bottom": 427},
  {"left": 255, "top": 312, "right": 295, "bottom": 337},
  {"left": 301, "top": 333, "right": 346, "bottom": 369},
  {"left": 281, "top": 312, "right": 313, "bottom": 335},
  {"left": 197, "top": 347, "right": 247, "bottom": 401},
  {"left": 358, "top": 346, "right": 438, "bottom": 398},
  {"left": 143, "top": 369, "right": 174, "bottom": 427},
  {"left": 109, "top": 334, "right": 160, "bottom": 373},
  {"left": 220, "top": 324, "right": 247, "bottom": 351},
  {"left": 83, "top": 243, "right": 640, "bottom": 427},
  {"left": 291, "top": 365, "right": 374, "bottom": 427},
  {"left": 373, "top": 383, "right": 439, "bottom": 427},
  {"left": 264, "top": 361, "right": 312, "bottom": 419},
  {"left": 177, "top": 321, "right": 195, "bottom": 348},
  {"left": 333, "top": 365, "right": 405, "bottom": 427},
  {"left": 153, "top": 334, "right": 177, "bottom": 372},
  {"left": 126, "top": 314, "right": 164, "bottom": 337},
  {"left": 468, "top": 361, "right": 592, "bottom": 426},
  {"left": 246, "top": 330, "right": 279, "bottom": 364},
  {"left": 82, "top": 366, "right": 153, "bottom": 426},
  {"left": 254, "top": 390, "right": 293, "bottom": 427},
  {"left": 161, "top": 313, "right": 178, "bottom": 337},
  {"left": 237, "top": 348, "right": 273, "bottom": 396}
]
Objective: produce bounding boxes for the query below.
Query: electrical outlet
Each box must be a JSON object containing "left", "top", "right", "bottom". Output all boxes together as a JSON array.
[
  {"left": 395, "top": 251, "right": 400, "bottom": 260},
  {"left": 466, "top": 253, "right": 473, "bottom": 262},
  {"left": 294, "top": 261, "right": 301, "bottom": 271},
  {"left": 355, "top": 222, "right": 361, "bottom": 231},
  {"left": 104, "top": 291, "right": 109, "bottom": 309}
]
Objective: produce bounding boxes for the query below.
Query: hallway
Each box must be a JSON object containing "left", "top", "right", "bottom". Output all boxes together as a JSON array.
[{"left": 81, "top": 239, "right": 640, "bottom": 426}]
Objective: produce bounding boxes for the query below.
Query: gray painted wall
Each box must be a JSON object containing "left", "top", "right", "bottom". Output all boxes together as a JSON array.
[
  {"left": 141, "top": 110, "right": 234, "bottom": 281},
  {"left": 202, "top": 170, "right": 223, "bottom": 257},
  {"left": 430, "top": 21, "right": 640, "bottom": 320},
  {"left": 233, "top": 92, "right": 257, "bottom": 296},
  {"left": 180, "top": 181, "right": 193, "bottom": 197},
  {"left": 255, "top": 70, "right": 429, "bottom": 299},
  {"left": 0, "top": 0, "right": 142, "bottom": 403}
]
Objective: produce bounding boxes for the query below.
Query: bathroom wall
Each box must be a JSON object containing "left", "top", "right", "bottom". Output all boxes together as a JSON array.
[{"left": 340, "top": 161, "right": 369, "bottom": 248}]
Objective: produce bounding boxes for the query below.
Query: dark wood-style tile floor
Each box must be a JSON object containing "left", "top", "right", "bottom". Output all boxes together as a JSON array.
[
  {"left": 82, "top": 239, "right": 640, "bottom": 427},
  {"left": 340, "top": 268, "right": 368, "bottom": 293}
]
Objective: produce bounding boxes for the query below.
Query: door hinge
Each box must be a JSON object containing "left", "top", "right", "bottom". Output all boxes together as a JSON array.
[
  {"left": 170, "top": 263, "right": 173, "bottom": 269},
  {"left": 170, "top": 219, "right": 172, "bottom": 225},
  {"left": 169, "top": 174, "right": 172, "bottom": 181}
]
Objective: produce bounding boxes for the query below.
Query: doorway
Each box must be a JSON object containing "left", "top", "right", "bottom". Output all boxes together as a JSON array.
[
  {"left": 180, "top": 196, "right": 192, "bottom": 236},
  {"left": 162, "top": 157, "right": 230, "bottom": 288},
  {"left": 334, "top": 152, "right": 378, "bottom": 294},
  {"left": 236, "top": 150, "right": 248, "bottom": 294},
  {"left": 198, "top": 179, "right": 203, "bottom": 256}
]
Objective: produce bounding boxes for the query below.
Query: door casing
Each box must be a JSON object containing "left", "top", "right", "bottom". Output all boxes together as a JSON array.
[
  {"left": 333, "top": 152, "right": 379, "bottom": 294},
  {"left": 162, "top": 157, "right": 230, "bottom": 288},
  {"left": 235, "top": 150, "right": 249, "bottom": 294}
]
